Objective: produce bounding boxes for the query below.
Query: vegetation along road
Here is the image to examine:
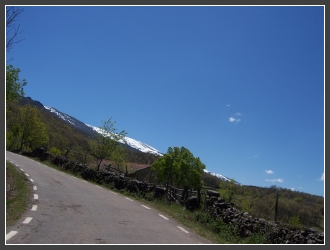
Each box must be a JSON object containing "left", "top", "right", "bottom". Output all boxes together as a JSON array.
[{"left": 6, "top": 151, "right": 211, "bottom": 244}]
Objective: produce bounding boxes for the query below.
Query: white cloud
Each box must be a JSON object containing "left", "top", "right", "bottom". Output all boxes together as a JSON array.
[
  {"left": 319, "top": 173, "right": 324, "bottom": 181},
  {"left": 229, "top": 112, "right": 243, "bottom": 123},
  {"left": 266, "top": 178, "right": 284, "bottom": 183},
  {"left": 265, "top": 170, "right": 274, "bottom": 174},
  {"left": 226, "top": 104, "right": 231, "bottom": 107},
  {"left": 229, "top": 117, "right": 241, "bottom": 123},
  {"left": 290, "top": 188, "right": 295, "bottom": 191}
]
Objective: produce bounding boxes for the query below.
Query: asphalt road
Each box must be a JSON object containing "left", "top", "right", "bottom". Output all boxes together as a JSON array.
[{"left": 6, "top": 151, "right": 212, "bottom": 244}]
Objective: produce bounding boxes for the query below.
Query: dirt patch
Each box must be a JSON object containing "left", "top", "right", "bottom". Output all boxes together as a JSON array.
[{"left": 98, "top": 159, "right": 151, "bottom": 173}]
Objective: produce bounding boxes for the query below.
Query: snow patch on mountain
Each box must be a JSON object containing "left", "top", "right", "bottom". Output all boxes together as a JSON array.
[
  {"left": 44, "top": 106, "right": 76, "bottom": 126},
  {"left": 203, "top": 169, "right": 241, "bottom": 185},
  {"left": 86, "top": 124, "right": 163, "bottom": 156},
  {"left": 44, "top": 105, "right": 163, "bottom": 156}
]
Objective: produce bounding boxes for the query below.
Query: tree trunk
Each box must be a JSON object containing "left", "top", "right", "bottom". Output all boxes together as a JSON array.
[{"left": 97, "top": 158, "right": 103, "bottom": 171}]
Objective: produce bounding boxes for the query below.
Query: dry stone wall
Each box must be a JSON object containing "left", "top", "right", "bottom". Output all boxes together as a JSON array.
[
  {"left": 22, "top": 149, "right": 324, "bottom": 244},
  {"left": 201, "top": 191, "right": 324, "bottom": 244}
]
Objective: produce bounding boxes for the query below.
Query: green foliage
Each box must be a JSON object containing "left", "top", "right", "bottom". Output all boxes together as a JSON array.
[
  {"left": 6, "top": 65, "right": 27, "bottom": 111},
  {"left": 110, "top": 146, "right": 127, "bottom": 171},
  {"left": 6, "top": 124, "right": 20, "bottom": 149},
  {"left": 294, "top": 196, "right": 303, "bottom": 203},
  {"left": 219, "top": 178, "right": 237, "bottom": 203},
  {"left": 241, "top": 198, "right": 252, "bottom": 213},
  {"left": 151, "top": 146, "right": 205, "bottom": 189},
  {"left": 244, "top": 232, "right": 268, "bottom": 244},
  {"left": 195, "top": 212, "right": 227, "bottom": 235},
  {"left": 218, "top": 183, "right": 324, "bottom": 231},
  {"left": 49, "top": 147, "right": 61, "bottom": 155},
  {"left": 88, "top": 118, "right": 127, "bottom": 170},
  {"left": 193, "top": 210, "right": 267, "bottom": 243},
  {"left": 6, "top": 105, "right": 48, "bottom": 150},
  {"left": 194, "top": 211, "right": 214, "bottom": 224},
  {"left": 290, "top": 215, "right": 301, "bottom": 227}
]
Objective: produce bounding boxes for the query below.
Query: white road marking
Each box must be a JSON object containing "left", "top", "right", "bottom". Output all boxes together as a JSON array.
[
  {"left": 22, "top": 217, "right": 33, "bottom": 224},
  {"left": 29, "top": 178, "right": 34, "bottom": 182},
  {"left": 110, "top": 191, "right": 117, "bottom": 195},
  {"left": 141, "top": 205, "right": 151, "bottom": 209},
  {"left": 96, "top": 186, "right": 102, "bottom": 188},
  {"left": 24, "top": 173, "right": 29, "bottom": 176},
  {"left": 34, "top": 194, "right": 38, "bottom": 200},
  {"left": 177, "top": 226, "right": 189, "bottom": 233},
  {"left": 159, "top": 214, "right": 169, "bottom": 220},
  {"left": 126, "top": 197, "right": 133, "bottom": 201},
  {"left": 33, "top": 186, "right": 37, "bottom": 190},
  {"left": 20, "top": 168, "right": 24, "bottom": 171},
  {"left": 83, "top": 180, "right": 87, "bottom": 183},
  {"left": 6, "top": 231, "right": 18, "bottom": 241},
  {"left": 31, "top": 205, "right": 37, "bottom": 211}
]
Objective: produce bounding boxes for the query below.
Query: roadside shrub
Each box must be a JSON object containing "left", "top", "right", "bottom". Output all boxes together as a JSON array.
[
  {"left": 290, "top": 215, "right": 301, "bottom": 227},
  {"left": 49, "top": 147, "right": 61, "bottom": 156}
]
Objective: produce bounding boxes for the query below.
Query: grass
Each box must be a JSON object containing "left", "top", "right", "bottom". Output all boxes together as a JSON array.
[
  {"left": 6, "top": 157, "right": 268, "bottom": 244},
  {"left": 6, "top": 161, "right": 33, "bottom": 227}
]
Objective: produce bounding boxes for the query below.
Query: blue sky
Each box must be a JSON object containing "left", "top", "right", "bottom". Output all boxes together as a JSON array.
[{"left": 6, "top": 6, "right": 324, "bottom": 197}]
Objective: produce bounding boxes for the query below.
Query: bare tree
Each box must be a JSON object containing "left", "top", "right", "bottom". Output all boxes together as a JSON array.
[{"left": 6, "top": 6, "right": 24, "bottom": 55}]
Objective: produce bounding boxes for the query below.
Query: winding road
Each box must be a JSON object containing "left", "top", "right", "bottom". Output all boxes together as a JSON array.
[{"left": 6, "top": 151, "right": 211, "bottom": 244}]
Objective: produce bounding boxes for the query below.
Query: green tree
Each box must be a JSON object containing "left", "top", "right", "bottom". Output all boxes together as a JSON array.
[
  {"left": 6, "top": 65, "right": 27, "bottom": 109},
  {"left": 8, "top": 105, "right": 49, "bottom": 150},
  {"left": 290, "top": 215, "right": 301, "bottom": 227},
  {"left": 88, "top": 118, "right": 127, "bottom": 171},
  {"left": 6, "top": 123, "right": 20, "bottom": 149},
  {"left": 112, "top": 146, "right": 128, "bottom": 172},
  {"left": 151, "top": 146, "right": 206, "bottom": 189},
  {"left": 219, "top": 178, "right": 237, "bottom": 203},
  {"left": 49, "top": 147, "right": 62, "bottom": 155}
]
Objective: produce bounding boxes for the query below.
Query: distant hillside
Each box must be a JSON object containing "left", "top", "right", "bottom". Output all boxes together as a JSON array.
[{"left": 6, "top": 97, "right": 160, "bottom": 166}]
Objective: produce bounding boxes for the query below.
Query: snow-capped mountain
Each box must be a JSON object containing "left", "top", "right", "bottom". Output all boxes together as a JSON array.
[
  {"left": 203, "top": 169, "right": 242, "bottom": 185},
  {"left": 44, "top": 106, "right": 79, "bottom": 127},
  {"left": 85, "top": 124, "right": 163, "bottom": 156},
  {"left": 22, "top": 97, "right": 235, "bottom": 183},
  {"left": 44, "top": 105, "right": 163, "bottom": 156}
]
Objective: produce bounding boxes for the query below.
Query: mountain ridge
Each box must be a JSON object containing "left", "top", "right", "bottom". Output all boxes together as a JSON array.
[{"left": 18, "top": 96, "right": 238, "bottom": 184}]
